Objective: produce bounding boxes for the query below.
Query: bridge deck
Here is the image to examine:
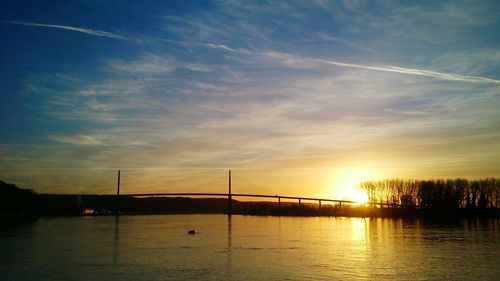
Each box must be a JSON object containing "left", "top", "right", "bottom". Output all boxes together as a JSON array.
[
  {"left": 118, "top": 192, "right": 401, "bottom": 207},
  {"left": 120, "top": 192, "right": 358, "bottom": 204}
]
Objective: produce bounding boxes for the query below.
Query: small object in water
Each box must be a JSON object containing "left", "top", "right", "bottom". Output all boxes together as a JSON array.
[{"left": 188, "top": 229, "right": 196, "bottom": 235}]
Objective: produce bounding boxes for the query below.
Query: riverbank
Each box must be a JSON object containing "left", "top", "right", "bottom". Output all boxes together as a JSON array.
[{"left": 2, "top": 180, "right": 499, "bottom": 219}]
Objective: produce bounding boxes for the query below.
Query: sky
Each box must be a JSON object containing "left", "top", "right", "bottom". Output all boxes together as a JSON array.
[{"left": 0, "top": 0, "right": 499, "bottom": 199}]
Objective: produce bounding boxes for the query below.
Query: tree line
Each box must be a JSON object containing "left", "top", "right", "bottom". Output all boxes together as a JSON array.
[{"left": 359, "top": 178, "right": 500, "bottom": 209}]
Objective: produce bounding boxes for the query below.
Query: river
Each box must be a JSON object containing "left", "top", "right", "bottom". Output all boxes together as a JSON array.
[{"left": 1, "top": 215, "right": 499, "bottom": 280}]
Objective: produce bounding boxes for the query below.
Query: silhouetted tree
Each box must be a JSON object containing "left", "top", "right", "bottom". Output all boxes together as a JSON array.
[{"left": 359, "top": 178, "right": 500, "bottom": 210}]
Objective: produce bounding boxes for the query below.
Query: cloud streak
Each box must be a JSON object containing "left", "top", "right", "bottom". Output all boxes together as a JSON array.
[
  {"left": 204, "top": 42, "right": 250, "bottom": 54},
  {"left": 2, "top": 21, "right": 128, "bottom": 40},
  {"left": 48, "top": 134, "right": 102, "bottom": 145},
  {"left": 267, "top": 52, "right": 500, "bottom": 84}
]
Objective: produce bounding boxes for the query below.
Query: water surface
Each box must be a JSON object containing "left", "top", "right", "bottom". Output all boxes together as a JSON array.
[{"left": 1, "top": 215, "right": 499, "bottom": 280}]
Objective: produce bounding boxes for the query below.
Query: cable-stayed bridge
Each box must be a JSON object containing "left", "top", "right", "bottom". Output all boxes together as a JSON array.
[{"left": 111, "top": 170, "right": 394, "bottom": 215}]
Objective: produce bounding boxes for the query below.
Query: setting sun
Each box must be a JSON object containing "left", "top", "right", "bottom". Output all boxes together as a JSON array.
[
  {"left": 346, "top": 188, "right": 369, "bottom": 204},
  {"left": 333, "top": 167, "right": 375, "bottom": 204}
]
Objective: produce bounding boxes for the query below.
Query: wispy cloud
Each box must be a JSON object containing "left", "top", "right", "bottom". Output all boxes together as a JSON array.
[
  {"left": 107, "top": 54, "right": 172, "bottom": 74},
  {"left": 2, "top": 21, "right": 128, "bottom": 40},
  {"left": 48, "top": 134, "right": 102, "bottom": 145},
  {"left": 205, "top": 43, "right": 248, "bottom": 53},
  {"left": 316, "top": 33, "right": 376, "bottom": 54},
  {"left": 157, "top": 37, "right": 250, "bottom": 55},
  {"left": 266, "top": 52, "right": 500, "bottom": 85}
]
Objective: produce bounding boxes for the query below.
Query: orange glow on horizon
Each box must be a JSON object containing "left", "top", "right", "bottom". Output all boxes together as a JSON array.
[{"left": 332, "top": 167, "right": 377, "bottom": 204}]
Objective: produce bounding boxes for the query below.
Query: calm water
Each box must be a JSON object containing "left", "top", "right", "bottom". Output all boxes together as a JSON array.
[{"left": 1, "top": 215, "right": 499, "bottom": 280}]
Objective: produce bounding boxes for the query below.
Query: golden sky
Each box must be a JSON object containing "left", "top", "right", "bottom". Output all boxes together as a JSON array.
[{"left": 1, "top": 1, "right": 499, "bottom": 201}]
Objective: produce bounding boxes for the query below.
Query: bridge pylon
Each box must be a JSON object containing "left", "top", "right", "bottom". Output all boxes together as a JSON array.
[{"left": 228, "top": 169, "right": 232, "bottom": 216}]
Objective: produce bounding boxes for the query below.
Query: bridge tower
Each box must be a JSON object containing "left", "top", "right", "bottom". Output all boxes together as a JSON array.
[
  {"left": 115, "top": 170, "right": 121, "bottom": 216},
  {"left": 228, "top": 169, "right": 232, "bottom": 216}
]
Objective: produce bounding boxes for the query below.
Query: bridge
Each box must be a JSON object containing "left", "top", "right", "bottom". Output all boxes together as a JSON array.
[{"left": 113, "top": 170, "right": 394, "bottom": 215}]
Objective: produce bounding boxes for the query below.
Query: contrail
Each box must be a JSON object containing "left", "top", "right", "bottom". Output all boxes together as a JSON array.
[
  {"left": 268, "top": 52, "right": 499, "bottom": 84},
  {"left": 311, "top": 58, "right": 500, "bottom": 85},
  {"left": 2, "top": 21, "right": 128, "bottom": 40}
]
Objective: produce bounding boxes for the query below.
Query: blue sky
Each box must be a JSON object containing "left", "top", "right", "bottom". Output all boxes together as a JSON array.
[{"left": 1, "top": 0, "right": 499, "bottom": 197}]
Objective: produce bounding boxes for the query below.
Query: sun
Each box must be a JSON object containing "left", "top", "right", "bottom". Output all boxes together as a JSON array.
[
  {"left": 346, "top": 187, "right": 369, "bottom": 204},
  {"left": 333, "top": 168, "right": 374, "bottom": 205},
  {"left": 337, "top": 181, "right": 369, "bottom": 204}
]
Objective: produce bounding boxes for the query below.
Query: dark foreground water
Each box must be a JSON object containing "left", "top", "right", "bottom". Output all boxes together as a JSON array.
[{"left": 1, "top": 215, "right": 499, "bottom": 280}]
